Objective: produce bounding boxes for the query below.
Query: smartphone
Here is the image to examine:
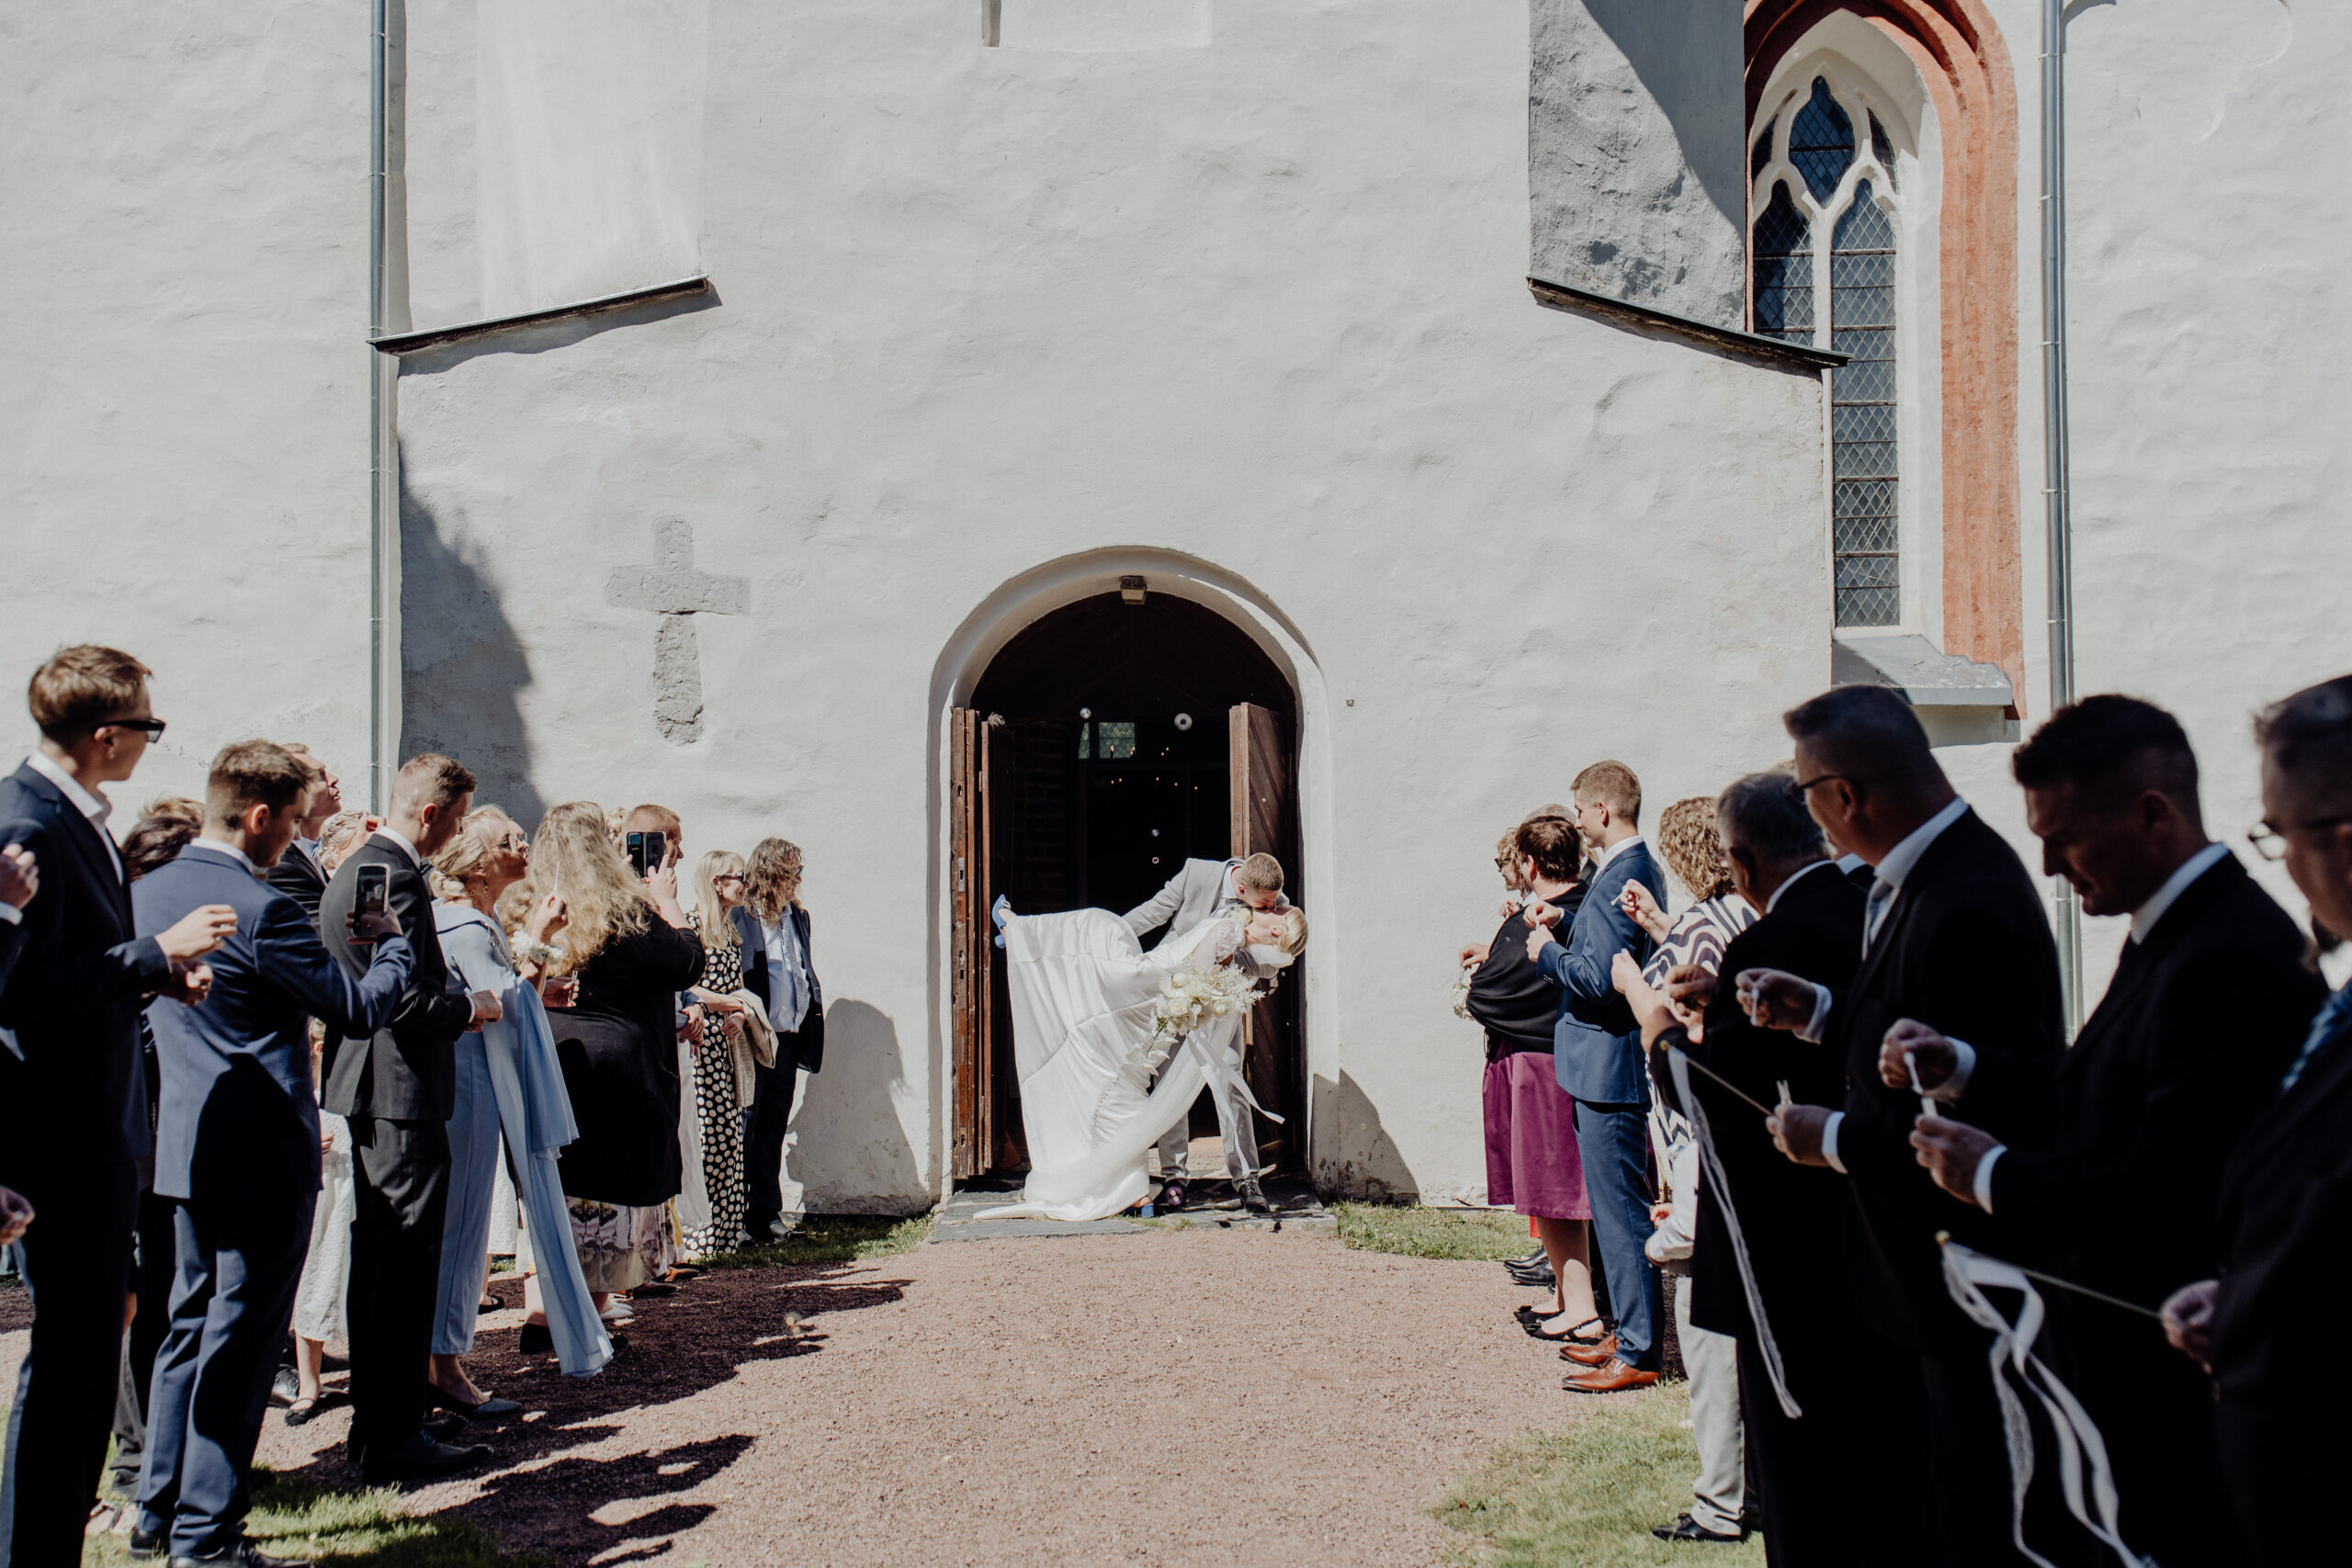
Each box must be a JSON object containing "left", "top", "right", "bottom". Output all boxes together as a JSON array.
[
  {"left": 628, "top": 829, "right": 667, "bottom": 875},
  {"left": 355, "top": 863, "right": 389, "bottom": 919}
]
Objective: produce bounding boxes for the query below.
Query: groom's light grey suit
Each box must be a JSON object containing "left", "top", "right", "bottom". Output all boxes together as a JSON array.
[{"left": 1124, "top": 858, "right": 1284, "bottom": 1184}]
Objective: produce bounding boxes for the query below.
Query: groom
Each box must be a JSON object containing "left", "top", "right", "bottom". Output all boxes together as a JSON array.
[{"left": 1125, "top": 852, "right": 1288, "bottom": 1211}]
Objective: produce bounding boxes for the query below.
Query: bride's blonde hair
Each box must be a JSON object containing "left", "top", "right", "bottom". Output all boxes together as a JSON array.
[
  {"left": 1267, "top": 905, "right": 1308, "bottom": 957},
  {"left": 517, "top": 800, "right": 649, "bottom": 972}
]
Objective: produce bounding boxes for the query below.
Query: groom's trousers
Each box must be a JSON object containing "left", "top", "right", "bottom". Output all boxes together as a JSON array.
[{"left": 1155, "top": 1043, "right": 1259, "bottom": 1181}]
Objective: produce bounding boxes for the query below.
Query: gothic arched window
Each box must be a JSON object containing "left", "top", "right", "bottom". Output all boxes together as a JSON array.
[{"left": 1751, "top": 75, "right": 1907, "bottom": 628}]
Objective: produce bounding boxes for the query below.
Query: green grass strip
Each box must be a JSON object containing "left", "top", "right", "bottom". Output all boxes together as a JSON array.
[
  {"left": 699, "top": 1212, "right": 933, "bottom": 1269},
  {"left": 1330, "top": 1202, "right": 1533, "bottom": 1261}
]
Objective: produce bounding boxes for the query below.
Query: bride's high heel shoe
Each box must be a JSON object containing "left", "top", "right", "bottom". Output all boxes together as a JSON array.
[{"left": 991, "top": 895, "right": 1012, "bottom": 948}]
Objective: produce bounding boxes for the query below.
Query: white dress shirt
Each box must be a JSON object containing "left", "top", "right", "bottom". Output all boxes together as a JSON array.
[
  {"left": 1592, "top": 832, "right": 1646, "bottom": 874},
  {"left": 191, "top": 836, "right": 260, "bottom": 876},
  {"left": 24, "top": 750, "right": 123, "bottom": 886},
  {"left": 372, "top": 825, "right": 424, "bottom": 869},
  {"left": 1808, "top": 795, "right": 1971, "bottom": 1175}
]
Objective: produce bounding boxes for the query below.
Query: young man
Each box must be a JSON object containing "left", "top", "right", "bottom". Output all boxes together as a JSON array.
[
  {"left": 1127, "top": 852, "right": 1289, "bottom": 1211},
  {"left": 263, "top": 746, "right": 343, "bottom": 922},
  {"left": 316, "top": 753, "right": 493, "bottom": 1484},
  {"left": 1528, "top": 761, "right": 1667, "bottom": 1393},
  {"left": 132, "top": 741, "right": 416, "bottom": 1567},
  {"left": 0, "top": 646, "right": 234, "bottom": 1567}
]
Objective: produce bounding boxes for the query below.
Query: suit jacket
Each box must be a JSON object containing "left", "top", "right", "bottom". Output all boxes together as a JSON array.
[
  {"left": 2211, "top": 990, "right": 2352, "bottom": 1411},
  {"left": 0, "top": 761, "right": 175, "bottom": 1177},
  {"left": 1826, "top": 807, "right": 2064, "bottom": 1351},
  {"left": 1535, "top": 840, "right": 1665, "bottom": 1106},
  {"left": 734, "top": 902, "right": 827, "bottom": 1074},
  {"left": 1669, "top": 860, "right": 1867, "bottom": 1344},
  {"left": 265, "top": 839, "right": 328, "bottom": 923},
  {"left": 1974, "top": 853, "right": 2323, "bottom": 1318},
  {"left": 1124, "top": 859, "right": 1236, "bottom": 947},
  {"left": 318, "top": 835, "right": 472, "bottom": 1120},
  {"left": 134, "top": 844, "right": 415, "bottom": 1202}
]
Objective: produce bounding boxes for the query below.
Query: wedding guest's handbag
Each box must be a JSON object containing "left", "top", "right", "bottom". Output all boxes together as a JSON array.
[{"left": 730, "top": 987, "right": 778, "bottom": 1087}]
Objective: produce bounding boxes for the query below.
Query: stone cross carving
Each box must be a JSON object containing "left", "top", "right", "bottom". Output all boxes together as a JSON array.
[{"left": 605, "top": 520, "right": 749, "bottom": 745}]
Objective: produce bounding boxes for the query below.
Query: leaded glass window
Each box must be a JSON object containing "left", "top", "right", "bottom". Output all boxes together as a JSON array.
[{"left": 1750, "top": 75, "right": 1907, "bottom": 628}]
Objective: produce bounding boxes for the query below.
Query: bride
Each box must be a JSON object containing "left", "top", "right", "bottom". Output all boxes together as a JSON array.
[{"left": 976, "top": 897, "right": 1309, "bottom": 1223}]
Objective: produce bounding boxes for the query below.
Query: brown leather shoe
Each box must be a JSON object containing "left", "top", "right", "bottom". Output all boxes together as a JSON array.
[
  {"left": 1564, "top": 1356, "right": 1658, "bottom": 1393},
  {"left": 1559, "top": 1333, "right": 1620, "bottom": 1367}
]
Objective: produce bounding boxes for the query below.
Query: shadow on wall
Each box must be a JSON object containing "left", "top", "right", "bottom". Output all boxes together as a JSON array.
[
  {"left": 1581, "top": 0, "right": 1749, "bottom": 234},
  {"left": 789, "top": 999, "right": 928, "bottom": 1215},
  {"left": 398, "top": 459, "right": 545, "bottom": 827},
  {"left": 1309, "top": 1070, "right": 1419, "bottom": 1201}
]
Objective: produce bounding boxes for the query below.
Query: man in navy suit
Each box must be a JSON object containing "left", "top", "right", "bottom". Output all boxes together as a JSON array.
[
  {"left": 0, "top": 646, "right": 236, "bottom": 1568},
  {"left": 131, "top": 740, "right": 417, "bottom": 1568},
  {"left": 1528, "top": 760, "right": 1668, "bottom": 1393}
]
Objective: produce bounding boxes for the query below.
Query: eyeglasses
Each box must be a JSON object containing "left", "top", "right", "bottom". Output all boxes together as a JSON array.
[
  {"left": 2246, "top": 817, "right": 2352, "bottom": 862},
  {"left": 714, "top": 873, "right": 746, "bottom": 886},
  {"left": 1789, "top": 773, "right": 1849, "bottom": 797},
  {"left": 102, "top": 717, "right": 167, "bottom": 739}
]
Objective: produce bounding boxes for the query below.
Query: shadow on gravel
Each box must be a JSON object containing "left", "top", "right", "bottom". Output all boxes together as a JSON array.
[{"left": 272, "top": 1261, "right": 912, "bottom": 1563}]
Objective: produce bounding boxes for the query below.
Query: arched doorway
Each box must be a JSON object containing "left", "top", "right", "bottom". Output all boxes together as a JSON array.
[{"left": 948, "top": 590, "right": 1304, "bottom": 1181}]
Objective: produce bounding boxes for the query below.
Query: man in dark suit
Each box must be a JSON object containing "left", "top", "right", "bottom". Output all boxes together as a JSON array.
[
  {"left": 0, "top": 842, "right": 35, "bottom": 1010},
  {"left": 316, "top": 753, "right": 491, "bottom": 1484},
  {"left": 1893, "top": 696, "right": 2322, "bottom": 1564},
  {"left": 734, "top": 837, "right": 826, "bottom": 1242},
  {"left": 1741, "top": 684, "right": 2064, "bottom": 1568},
  {"left": 1529, "top": 760, "right": 1668, "bottom": 1393},
  {"left": 261, "top": 747, "right": 341, "bottom": 923},
  {"left": 2161, "top": 674, "right": 2352, "bottom": 1567},
  {"left": 1645, "top": 769, "right": 1921, "bottom": 1564},
  {"left": 131, "top": 741, "right": 419, "bottom": 1567},
  {"left": 0, "top": 646, "right": 238, "bottom": 1568}
]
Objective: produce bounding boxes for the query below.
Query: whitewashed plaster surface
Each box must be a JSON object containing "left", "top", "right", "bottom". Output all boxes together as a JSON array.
[
  {"left": 392, "top": 0, "right": 1829, "bottom": 1208},
  {"left": 0, "top": 6, "right": 373, "bottom": 805}
]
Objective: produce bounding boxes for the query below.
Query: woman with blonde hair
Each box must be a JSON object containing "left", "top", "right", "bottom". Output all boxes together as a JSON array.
[
  {"left": 527, "top": 802, "right": 706, "bottom": 1308},
  {"left": 680, "top": 850, "right": 755, "bottom": 1257},
  {"left": 428, "top": 807, "right": 610, "bottom": 1402}
]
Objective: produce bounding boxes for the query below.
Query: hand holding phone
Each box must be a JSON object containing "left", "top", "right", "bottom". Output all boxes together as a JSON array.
[{"left": 352, "top": 863, "right": 390, "bottom": 943}]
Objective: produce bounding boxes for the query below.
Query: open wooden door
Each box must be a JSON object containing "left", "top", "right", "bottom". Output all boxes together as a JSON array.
[
  {"left": 1230, "top": 703, "right": 1302, "bottom": 1164},
  {"left": 949, "top": 708, "right": 994, "bottom": 1179}
]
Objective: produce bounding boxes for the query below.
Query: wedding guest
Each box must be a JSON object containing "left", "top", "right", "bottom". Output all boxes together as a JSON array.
[
  {"left": 265, "top": 746, "right": 343, "bottom": 922},
  {"left": 1611, "top": 795, "right": 1754, "bottom": 1543},
  {"left": 316, "top": 811, "right": 369, "bottom": 874},
  {"left": 140, "top": 795, "right": 204, "bottom": 829},
  {"left": 684, "top": 851, "right": 755, "bottom": 1258},
  {"left": 317, "top": 753, "right": 496, "bottom": 1484},
  {"left": 430, "top": 807, "right": 613, "bottom": 1380},
  {"left": 621, "top": 804, "right": 711, "bottom": 1275},
  {"left": 285, "top": 1021, "right": 353, "bottom": 1427},
  {"left": 532, "top": 804, "right": 705, "bottom": 1308},
  {"left": 737, "top": 838, "right": 826, "bottom": 1243},
  {"left": 130, "top": 740, "right": 415, "bottom": 1566},
  {"left": 1528, "top": 761, "right": 1667, "bottom": 1393},
  {"left": 0, "top": 842, "right": 33, "bottom": 1043},
  {"left": 1465, "top": 813, "right": 1597, "bottom": 1342},
  {"left": 1891, "top": 696, "right": 2321, "bottom": 1564},
  {"left": 2162, "top": 674, "right": 2352, "bottom": 1568},
  {"left": 1741, "top": 684, "right": 2063, "bottom": 1568},
  {"left": 1633, "top": 769, "right": 1895, "bottom": 1565},
  {"left": 0, "top": 646, "right": 232, "bottom": 1567},
  {"left": 104, "top": 809, "right": 203, "bottom": 1510}
]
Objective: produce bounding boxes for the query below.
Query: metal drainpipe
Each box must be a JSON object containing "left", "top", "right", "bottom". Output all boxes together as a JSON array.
[
  {"left": 368, "top": 0, "right": 394, "bottom": 814},
  {"left": 2041, "top": 0, "right": 2084, "bottom": 1034}
]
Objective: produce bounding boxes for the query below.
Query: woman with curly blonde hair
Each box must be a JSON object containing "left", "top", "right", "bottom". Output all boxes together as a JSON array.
[{"left": 523, "top": 803, "right": 706, "bottom": 1310}]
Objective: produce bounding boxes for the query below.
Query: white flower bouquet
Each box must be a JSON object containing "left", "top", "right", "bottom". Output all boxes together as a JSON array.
[
  {"left": 1151, "top": 964, "right": 1261, "bottom": 1042},
  {"left": 1451, "top": 965, "right": 1475, "bottom": 1021}
]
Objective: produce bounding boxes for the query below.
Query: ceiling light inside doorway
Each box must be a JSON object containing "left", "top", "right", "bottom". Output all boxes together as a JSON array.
[{"left": 1173, "top": 713, "right": 1193, "bottom": 730}]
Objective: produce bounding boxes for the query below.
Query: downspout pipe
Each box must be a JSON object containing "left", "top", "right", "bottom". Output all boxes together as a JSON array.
[
  {"left": 368, "top": 0, "right": 388, "bottom": 813},
  {"left": 2041, "top": 0, "right": 2084, "bottom": 1033}
]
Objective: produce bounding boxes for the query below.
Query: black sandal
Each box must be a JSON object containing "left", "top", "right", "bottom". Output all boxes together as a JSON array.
[
  {"left": 1524, "top": 1313, "right": 1606, "bottom": 1344},
  {"left": 284, "top": 1390, "right": 348, "bottom": 1427}
]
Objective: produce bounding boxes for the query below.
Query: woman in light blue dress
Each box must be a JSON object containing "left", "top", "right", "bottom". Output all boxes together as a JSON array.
[{"left": 428, "top": 808, "right": 612, "bottom": 1407}]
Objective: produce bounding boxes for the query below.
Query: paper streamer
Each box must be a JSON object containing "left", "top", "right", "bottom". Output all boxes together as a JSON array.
[{"left": 1665, "top": 1046, "right": 1801, "bottom": 1419}]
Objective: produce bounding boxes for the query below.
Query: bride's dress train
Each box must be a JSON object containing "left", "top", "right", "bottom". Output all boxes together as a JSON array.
[{"left": 976, "top": 908, "right": 1249, "bottom": 1223}]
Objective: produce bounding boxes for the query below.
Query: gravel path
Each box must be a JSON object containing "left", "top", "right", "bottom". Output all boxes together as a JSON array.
[{"left": 6, "top": 1226, "right": 1589, "bottom": 1566}]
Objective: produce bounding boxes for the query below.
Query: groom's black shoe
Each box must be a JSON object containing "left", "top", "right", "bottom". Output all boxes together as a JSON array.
[{"left": 1239, "top": 1175, "right": 1272, "bottom": 1214}]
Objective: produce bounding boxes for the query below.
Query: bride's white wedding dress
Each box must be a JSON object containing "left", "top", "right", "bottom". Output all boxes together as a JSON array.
[{"left": 975, "top": 908, "right": 1256, "bottom": 1223}]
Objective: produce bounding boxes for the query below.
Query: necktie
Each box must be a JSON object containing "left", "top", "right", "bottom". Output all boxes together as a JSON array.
[
  {"left": 1862, "top": 876, "right": 1897, "bottom": 956},
  {"left": 2279, "top": 986, "right": 2352, "bottom": 1093}
]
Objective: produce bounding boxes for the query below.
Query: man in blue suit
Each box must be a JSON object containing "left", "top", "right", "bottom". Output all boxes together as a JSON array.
[
  {"left": 1529, "top": 761, "right": 1668, "bottom": 1393},
  {"left": 0, "top": 646, "right": 236, "bottom": 1568},
  {"left": 130, "top": 740, "right": 416, "bottom": 1568}
]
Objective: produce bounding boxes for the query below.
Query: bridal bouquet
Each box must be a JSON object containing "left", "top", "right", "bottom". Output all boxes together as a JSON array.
[
  {"left": 1451, "top": 964, "right": 1475, "bottom": 1021},
  {"left": 1151, "top": 965, "right": 1260, "bottom": 1042}
]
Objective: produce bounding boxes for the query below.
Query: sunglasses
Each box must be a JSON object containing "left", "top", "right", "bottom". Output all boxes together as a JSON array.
[{"left": 103, "top": 717, "right": 167, "bottom": 738}]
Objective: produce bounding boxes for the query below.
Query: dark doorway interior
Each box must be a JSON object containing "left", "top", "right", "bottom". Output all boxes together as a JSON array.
[{"left": 968, "top": 592, "right": 1297, "bottom": 1176}]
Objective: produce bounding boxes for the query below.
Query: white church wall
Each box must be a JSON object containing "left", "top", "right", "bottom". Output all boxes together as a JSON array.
[
  {"left": 0, "top": 5, "right": 372, "bottom": 798},
  {"left": 392, "top": 0, "right": 1830, "bottom": 1207},
  {"left": 1985, "top": 0, "right": 2348, "bottom": 994}
]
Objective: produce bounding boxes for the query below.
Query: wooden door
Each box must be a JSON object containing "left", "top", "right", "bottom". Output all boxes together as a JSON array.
[
  {"left": 1229, "top": 703, "right": 1302, "bottom": 1161},
  {"left": 949, "top": 707, "right": 995, "bottom": 1179}
]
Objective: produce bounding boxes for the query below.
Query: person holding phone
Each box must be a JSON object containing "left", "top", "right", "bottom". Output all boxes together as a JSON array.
[
  {"left": 525, "top": 803, "right": 705, "bottom": 1311},
  {"left": 316, "top": 753, "right": 501, "bottom": 1485}
]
